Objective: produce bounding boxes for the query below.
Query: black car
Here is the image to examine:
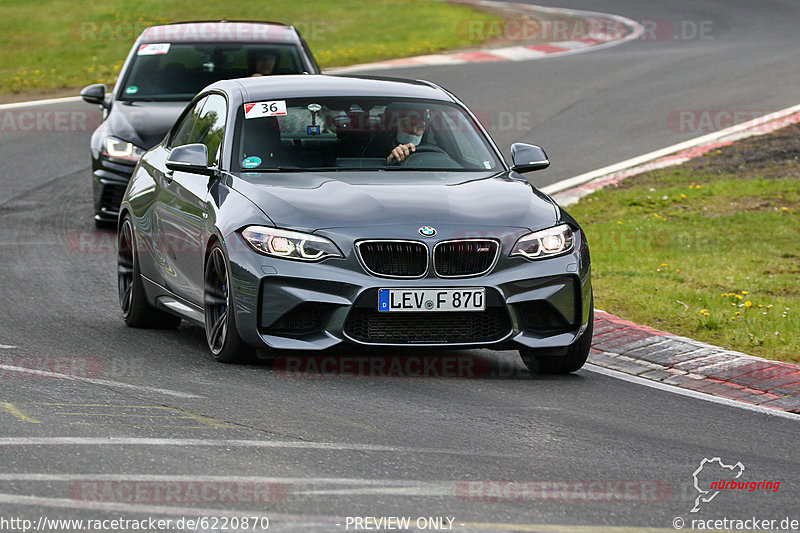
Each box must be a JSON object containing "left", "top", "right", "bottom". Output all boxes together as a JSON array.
[
  {"left": 117, "top": 75, "right": 593, "bottom": 373},
  {"left": 81, "top": 20, "right": 320, "bottom": 227}
]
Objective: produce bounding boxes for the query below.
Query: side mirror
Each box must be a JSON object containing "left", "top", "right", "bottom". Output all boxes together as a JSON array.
[
  {"left": 510, "top": 143, "right": 550, "bottom": 173},
  {"left": 165, "top": 144, "right": 214, "bottom": 175},
  {"left": 80, "top": 84, "right": 109, "bottom": 109}
]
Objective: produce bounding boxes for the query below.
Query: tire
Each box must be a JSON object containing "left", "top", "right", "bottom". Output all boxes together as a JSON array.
[
  {"left": 117, "top": 216, "right": 182, "bottom": 329},
  {"left": 519, "top": 306, "right": 594, "bottom": 375},
  {"left": 204, "top": 244, "right": 253, "bottom": 363}
]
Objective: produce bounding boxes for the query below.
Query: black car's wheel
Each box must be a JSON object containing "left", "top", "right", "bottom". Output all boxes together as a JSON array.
[
  {"left": 118, "top": 216, "right": 181, "bottom": 329},
  {"left": 519, "top": 306, "right": 594, "bottom": 375},
  {"left": 204, "top": 244, "right": 253, "bottom": 363}
]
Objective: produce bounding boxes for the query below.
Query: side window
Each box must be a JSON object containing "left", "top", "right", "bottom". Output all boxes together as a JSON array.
[
  {"left": 190, "top": 94, "right": 227, "bottom": 167},
  {"left": 169, "top": 97, "right": 206, "bottom": 149}
]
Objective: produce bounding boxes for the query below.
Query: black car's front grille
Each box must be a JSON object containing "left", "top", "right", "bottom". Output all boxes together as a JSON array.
[
  {"left": 356, "top": 241, "right": 428, "bottom": 278},
  {"left": 344, "top": 307, "right": 511, "bottom": 344},
  {"left": 433, "top": 240, "right": 499, "bottom": 277}
]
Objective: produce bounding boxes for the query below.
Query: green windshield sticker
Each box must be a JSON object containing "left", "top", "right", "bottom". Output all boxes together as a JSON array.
[
  {"left": 242, "top": 156, "right": 262, "bottom": 169},
  {"left": 125, "top": 86, "right": 139, "bottom": 94}
]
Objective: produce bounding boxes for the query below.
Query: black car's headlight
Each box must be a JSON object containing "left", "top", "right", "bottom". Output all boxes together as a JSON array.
[
  {"left": 242, "top": 226, "right": 343, "bottom": 261},
  {"left": 102, "top": 136, "right": 146, "bottom": 162},
  {"left": 510, "top": 224, "right": 575, "bottom": 260}
]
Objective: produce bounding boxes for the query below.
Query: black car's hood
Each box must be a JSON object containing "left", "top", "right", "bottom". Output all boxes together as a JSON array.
[
  {"left": 229, "top": 171, "right": 560, "bottom": 233},
  {"left": 108, "top": 100, "right": 187, "bottom": 149}
]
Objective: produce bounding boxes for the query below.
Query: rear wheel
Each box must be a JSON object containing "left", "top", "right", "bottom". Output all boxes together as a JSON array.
[
  {"left": 204, "top": 244, "right": 253, "bottom": 363},
  {"left": 519, "top": 306, "right": 593, "bottom": 375},
  {"left": 117, "top": 216, "right": 181, "bottom": 329}
]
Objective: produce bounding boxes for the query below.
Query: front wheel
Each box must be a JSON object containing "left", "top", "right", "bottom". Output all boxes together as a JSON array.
[
  {"left": 519, "top": 306, "right": 594, "bottom": 375},
  {"left": 118, "top": 216, "right": 181, "bottom": 329},
  {"left": 204, "top": 244, "right": 253, "bottom": 363}
]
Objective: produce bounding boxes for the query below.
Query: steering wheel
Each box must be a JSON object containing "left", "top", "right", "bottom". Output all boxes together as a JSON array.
[{"left": 398, "top": 144, "right": 447, "bottom": 166}]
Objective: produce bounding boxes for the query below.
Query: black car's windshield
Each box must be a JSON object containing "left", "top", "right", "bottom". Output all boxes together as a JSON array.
[
  {"left": 118, "top": 43, "right": 304, "bottom": 101},
  {"left": 235, "top": 97, "right": 504, "bottom": 172}
]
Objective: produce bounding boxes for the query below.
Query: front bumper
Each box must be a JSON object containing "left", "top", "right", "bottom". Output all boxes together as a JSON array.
[
  {"left": 92, "top": 156, "right": 137, "bottom": 223},
  {"left": 226, "top": 228, "right": 592, "bottom": 352}
]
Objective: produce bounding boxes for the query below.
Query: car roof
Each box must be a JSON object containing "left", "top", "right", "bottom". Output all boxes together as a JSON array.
[
  {"left": 210, "top": 75, "right": 454, "bottom": 103},
  {"left": 139, "top": 21, "right": 301, "bottom": 44}
]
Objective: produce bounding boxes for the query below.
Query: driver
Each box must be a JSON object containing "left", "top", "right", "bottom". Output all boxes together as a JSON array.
[
  {"left": 377, "top": 103, "right": 431, "bottom": 164},
  {"left": 248, "top": 49, "right": 279, "bottom": 76},
  {"left": 387, "top": 110, "right": 427, "bottom": 164}
]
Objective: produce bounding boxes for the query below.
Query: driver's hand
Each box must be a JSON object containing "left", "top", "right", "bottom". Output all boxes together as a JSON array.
[{"left": 387, "top": 143, "right": 416, "bottom": 164}]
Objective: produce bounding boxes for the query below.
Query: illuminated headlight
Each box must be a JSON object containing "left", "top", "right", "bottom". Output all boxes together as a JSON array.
[
  {"left": 103, "top": 137, "right": 146, "bottom": 161},
  {"left": 242, "top": 226, "right": 343, "bottom": 262},
  {"left": 510, "top": 224, "right": 575, "bottom": 260}
]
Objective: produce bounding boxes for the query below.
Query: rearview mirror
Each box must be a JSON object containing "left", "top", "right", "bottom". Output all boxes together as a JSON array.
[
  {"left": 165, "top": 144, "right": 214, "bottom": 176},
  {"left": 510, "top": 143, "right": 550, "bottom": 173},
  {"left": 80, "top": 84, "right": 109, "bottom": 109}
]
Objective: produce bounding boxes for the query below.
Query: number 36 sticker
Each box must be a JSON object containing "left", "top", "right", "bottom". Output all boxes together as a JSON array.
[{"left": 244, "top": 100, "right": 287, "bottom": 119}]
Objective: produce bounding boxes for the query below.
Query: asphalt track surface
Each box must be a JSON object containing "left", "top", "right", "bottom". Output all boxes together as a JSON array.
[{"left": 1, "top": 1, "right": 799, "bottom": 530}]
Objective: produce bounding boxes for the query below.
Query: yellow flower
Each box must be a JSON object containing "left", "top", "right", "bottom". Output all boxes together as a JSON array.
[
  {"left": 741, "top": 290, "right": 749, "bottom": 295},
  {"left": 722, "top": 293, "right": 728, "bottom": 297},
  {"left": 680, "top": 194, "right": 687, "bottom": 199},
  {"left": 700, "top": 309, "right": 708, "bottom": 313},
  {"left": 617, "top": 220, "right": 623, "bottom": 225},
  {"left": 782, "top": 207, "right": 788, "bottom": 211},
  {"left": 735, "top": 311, "right": 741, "bottom": 315},
  {"left": 767, "top": 305, "right": 773, "bottom": 309},
  {"left": 758, "top": 304, "right": 763, "bottom": 308},
  {"left": 689, "top": 183, "right": 696, "bottom": 189},
  {"left": 696, "top": 185, "right": 703, "bottom": 189},
  {"left": 735, "top": 294, "right": 743, "bottom": 300},
  {"left": 661, "top": 263, "right": 669, "bottom": 267},
  {"left": 675, "top": 269, "right": 681, "bottom": 273},
  {"left": 745, "top": 301, "right": 753, "bottom": 308}
]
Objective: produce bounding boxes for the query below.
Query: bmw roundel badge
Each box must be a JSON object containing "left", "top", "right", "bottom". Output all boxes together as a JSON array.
[{"left": 419, "top": 226, "right": 437, "bottom": 237}]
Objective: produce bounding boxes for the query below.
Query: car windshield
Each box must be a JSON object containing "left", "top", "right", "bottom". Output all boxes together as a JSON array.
[
  {"left": 234, "top": 97, "right": 504, "bottom": 172},
  {"left": 118, "top": 43, "right": 304, "bottom": 101}
]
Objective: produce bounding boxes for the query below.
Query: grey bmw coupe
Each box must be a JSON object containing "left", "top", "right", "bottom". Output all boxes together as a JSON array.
[{"left": 117, "top": 75, "right": 592, "bottom": 373}]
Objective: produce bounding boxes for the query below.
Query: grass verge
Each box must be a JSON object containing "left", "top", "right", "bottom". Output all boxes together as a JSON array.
[
  {"left": 0, "top": 0, "right": 502, "bottom": 97},
  {"left": 568, "top": 126, "right": 800, "bottom": 363}
]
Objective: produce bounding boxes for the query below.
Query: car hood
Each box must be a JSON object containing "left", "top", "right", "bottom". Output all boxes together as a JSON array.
[
  {"left": 108, "top": 100, "right": 188, "bottom": 149},
  {"left": 228, "top": 171, "right": 560, "bottom": 233}
]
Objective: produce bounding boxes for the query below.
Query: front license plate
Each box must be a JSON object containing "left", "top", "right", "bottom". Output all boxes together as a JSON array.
[{"left": 378, "top": 288, "right": 486, "bottom": 312}]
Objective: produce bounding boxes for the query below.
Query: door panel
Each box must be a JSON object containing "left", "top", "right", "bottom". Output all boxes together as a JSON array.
[{"left": 158, "top": 94, "right": 228, "bottom": 305}]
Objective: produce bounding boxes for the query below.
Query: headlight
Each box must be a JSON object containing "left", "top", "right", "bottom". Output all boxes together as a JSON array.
[
  {"left": 103, "top": 137, "right": 146, "bottom": 161},
  {"left": 242, "top": 226, "right": 343, "bottom": 262},
  {"left": 510, "top": 224, "right": 575, "bottom": 260}
]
